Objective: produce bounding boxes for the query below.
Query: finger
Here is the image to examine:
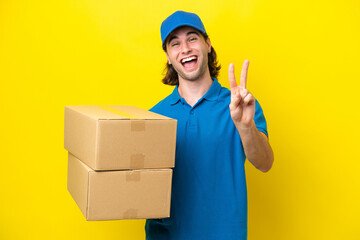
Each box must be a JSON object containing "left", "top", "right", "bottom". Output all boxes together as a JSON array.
[
  {"left": 243, "top": 92, "right": 255, "bottom": 105},
  {"left": 231, "top": 87, "right": 241, "bottom": 101},
  {"left": 240, "top": 88, "right": 249, "bottom": 99},
  {"left": 230, "top": 95, "right": 241, "bottom": 109},
  {"left": 240, "top": 59, "right": 249, "bottom": 89},
  {"left": 230, "top": 89, "right": 242, "bottom": 109},
  {"left": 228, "top": 63, "right": 238, "bottom": 89}
]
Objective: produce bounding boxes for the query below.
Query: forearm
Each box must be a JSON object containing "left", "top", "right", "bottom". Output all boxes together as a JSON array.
[{"left": 235, "top": 120, "right": 274, "bottom": 173}]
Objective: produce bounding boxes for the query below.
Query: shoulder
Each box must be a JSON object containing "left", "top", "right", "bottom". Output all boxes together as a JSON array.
[
  {"left": 149, "top": 93, "right": 174, "bottom": 114},
  {"left": 216, "top": 85, "right": 231, "bottom": 105},
  {"left": 219, "top": 86, "right": 231, "bottom": 97}
]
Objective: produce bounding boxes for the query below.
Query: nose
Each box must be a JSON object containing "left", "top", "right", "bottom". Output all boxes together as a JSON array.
[{"left": 181, "top": 41, "right": 191, "bottom": 54}]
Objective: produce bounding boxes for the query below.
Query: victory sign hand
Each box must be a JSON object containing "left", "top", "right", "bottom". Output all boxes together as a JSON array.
[{"left": 229, "top": 60, "right": 256, "bottom": 129}]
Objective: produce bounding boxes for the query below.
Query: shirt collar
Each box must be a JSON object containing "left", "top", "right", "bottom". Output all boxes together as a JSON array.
[
  {"left": 169, "top": 77, "right": 221, "bottom": 105},
  {"left": 202, "top": 78, "right": 221, "bottom": 102},
  {"left": 169, "top": 85, "right": 182, "bottom": 105}
]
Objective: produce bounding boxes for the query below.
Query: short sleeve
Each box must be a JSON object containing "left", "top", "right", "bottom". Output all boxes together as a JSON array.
[
  {"left": 149, "top": 98, "right": 167, "bottom": 114},
  {"left": 254, "top": 99, "right": 268, "bottom": 138}
]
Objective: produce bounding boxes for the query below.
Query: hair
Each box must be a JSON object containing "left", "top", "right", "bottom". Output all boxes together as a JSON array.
[{"left": 161, "top": 32, "right": 221, "bottom": 86}]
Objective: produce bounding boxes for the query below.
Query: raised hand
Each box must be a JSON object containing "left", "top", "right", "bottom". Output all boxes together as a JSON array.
[{"left": 228, "top": 60, "right": 256, "bottom": 129}]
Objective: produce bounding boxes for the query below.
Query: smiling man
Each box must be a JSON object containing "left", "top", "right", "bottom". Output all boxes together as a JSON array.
[{"left": 145, "top": 11, "right": 274, "bottom": 240}]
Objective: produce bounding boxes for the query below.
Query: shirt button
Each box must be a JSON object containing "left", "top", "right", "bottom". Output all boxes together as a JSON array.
[{"left": 190, "top": 111, "right": 194, "bottom": 115}]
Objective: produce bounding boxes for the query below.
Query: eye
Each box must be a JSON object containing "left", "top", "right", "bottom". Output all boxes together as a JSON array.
[
  {"left": 171, "top": 42, "right": 179, "bottom": 47},
  {"left": 189, "top": 37, "right": 197, "bottom": 42}
]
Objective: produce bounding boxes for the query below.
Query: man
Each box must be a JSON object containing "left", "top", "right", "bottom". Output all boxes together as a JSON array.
[{"left": 145, "top": 11, "right": 274, "bottom": 240}]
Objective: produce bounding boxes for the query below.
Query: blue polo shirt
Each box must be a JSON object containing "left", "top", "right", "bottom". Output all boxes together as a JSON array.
[{"left": 145, "top": 78, "right": 268, "bottom": 240}]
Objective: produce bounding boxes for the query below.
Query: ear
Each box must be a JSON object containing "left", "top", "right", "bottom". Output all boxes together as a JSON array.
[
  {"left": 166, "top": 52, "right": 172, "bottom": 65},
  {"left": 206, "top": 38, "right": 211, "bottom": 53}
]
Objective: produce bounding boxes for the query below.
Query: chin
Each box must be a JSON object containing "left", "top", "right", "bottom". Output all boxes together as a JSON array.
[
  {"left": 179, "top": 67, "right": 207, "bottom": 81},
  {"left": 180, "top": 73, "right": 201, "bottom": 81}
]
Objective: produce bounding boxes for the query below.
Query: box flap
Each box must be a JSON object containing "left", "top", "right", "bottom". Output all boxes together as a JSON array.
[
  {"left": 65, "top": 105, "right": 172, "bottom": 120},
  {"left": 65, "top": 106, "right": 127, "bottom": 120},
  {"left": 107, "top": 105, "right": 171, "bottom": 120}
]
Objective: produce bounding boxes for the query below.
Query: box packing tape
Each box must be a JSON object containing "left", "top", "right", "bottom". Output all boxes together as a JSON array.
[
  {"left": 126, "top": 171, "right": 141, "bottom": 182},
  {"left": 97, "top": 105, "right": 146, "bottom": 132},
  {"left": 131, "top": 120, "right": 145, "bottom": 131},
  {"left": 123, "top": 208, "right": 138, "bottom": 219},
  {"left": 130, "top": 153, "right": 145, "bottom": 169},
  {"left": 98, "top": 105, "right": 140, "bottom": 119}
]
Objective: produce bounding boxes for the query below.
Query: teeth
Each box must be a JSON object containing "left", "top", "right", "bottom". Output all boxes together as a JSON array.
[{"left": 181, "top": 56, "right": 197, "bottom": 63}]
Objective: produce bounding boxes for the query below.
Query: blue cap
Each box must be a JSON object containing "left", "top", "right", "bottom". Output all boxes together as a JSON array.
[{"left": 161, "top": 11, "right": 206, "bottom": 46}]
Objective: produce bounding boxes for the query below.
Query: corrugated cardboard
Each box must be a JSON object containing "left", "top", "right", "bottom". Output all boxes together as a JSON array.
[
  {"left": 67, "top": 153, "right": 173, "bottom": 221},
  {"left": 64, "top": 105, "right": 177, "bottom": 170}
]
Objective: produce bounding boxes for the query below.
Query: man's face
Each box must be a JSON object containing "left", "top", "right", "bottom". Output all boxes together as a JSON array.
[{"left": 165, "top": 26, "right": 211, "bottom": 82}]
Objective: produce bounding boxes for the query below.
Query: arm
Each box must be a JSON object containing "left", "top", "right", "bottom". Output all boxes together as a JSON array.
[
  {"left": 228, "top": 60, "right": 274, "bottom": 173},
  {"left": 235, "top": 120, "right": 274, "bottom": 172}
]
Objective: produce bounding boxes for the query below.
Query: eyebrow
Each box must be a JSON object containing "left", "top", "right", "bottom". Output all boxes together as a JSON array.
[{"left": 168, "top": 31, "right": 200, "bottom": 44}]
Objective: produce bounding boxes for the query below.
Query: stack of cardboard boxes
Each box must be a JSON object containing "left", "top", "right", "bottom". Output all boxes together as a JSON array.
[{"left": 64, "top": 105, "right": 177, "bottom": 221}]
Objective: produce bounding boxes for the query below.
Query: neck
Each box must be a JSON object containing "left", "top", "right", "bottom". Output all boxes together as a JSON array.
[{"left": 178, "top": 70, "right": 213, "bottom": 107}]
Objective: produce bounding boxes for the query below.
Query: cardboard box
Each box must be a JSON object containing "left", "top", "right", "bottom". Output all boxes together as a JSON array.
[
  {"left": 64, "top": 105, "right": 177, "bottom": 170},
  {"left": 67, "top": 153, "right": 173, "bottom": 220}
]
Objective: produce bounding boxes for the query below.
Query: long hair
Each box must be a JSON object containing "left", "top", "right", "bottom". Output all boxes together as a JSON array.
[{"left": 161, "top": 33, "right": 221, "bottom": 86}]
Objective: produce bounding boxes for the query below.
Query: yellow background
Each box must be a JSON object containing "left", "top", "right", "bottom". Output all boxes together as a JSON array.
[{"left": 1, "top": 0, "right": 359, "bottom": 239}]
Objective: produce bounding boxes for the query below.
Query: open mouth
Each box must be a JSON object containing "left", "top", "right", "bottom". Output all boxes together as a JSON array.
[{"left": 180, "top": 56, "right": 198, "bottom": 70}]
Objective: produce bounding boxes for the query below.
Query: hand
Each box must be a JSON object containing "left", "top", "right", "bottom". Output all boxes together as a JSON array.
[{"left": 228, "top": 60, "right": 256, "bottom": 129}]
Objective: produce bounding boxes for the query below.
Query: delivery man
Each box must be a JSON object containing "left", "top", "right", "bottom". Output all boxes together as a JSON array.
[{"left": 145, "top": 10, "right": 274, "bottom": 240}]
